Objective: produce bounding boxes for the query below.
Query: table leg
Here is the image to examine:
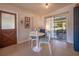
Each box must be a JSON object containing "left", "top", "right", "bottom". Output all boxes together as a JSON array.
[{"left": 32, "top": 36, "right": 42, "bottom": 52}]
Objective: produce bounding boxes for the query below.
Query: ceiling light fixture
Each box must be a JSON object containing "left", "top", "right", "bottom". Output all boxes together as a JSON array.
[{"left": 45, "top": 3, "right": 48, "bottom": 8}]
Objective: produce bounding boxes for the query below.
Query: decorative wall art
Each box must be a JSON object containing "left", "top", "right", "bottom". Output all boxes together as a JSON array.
[{"left": 24, "top": 17, "right": 30, "bottom": 29}]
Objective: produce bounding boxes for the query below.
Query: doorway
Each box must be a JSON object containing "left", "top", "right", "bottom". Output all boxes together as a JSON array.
[
  {"left": 45, "top": 13, "right": 67, "bottom": 42},
  {"left": 0, "top": 11, "right": 17, "bottom": 48}
]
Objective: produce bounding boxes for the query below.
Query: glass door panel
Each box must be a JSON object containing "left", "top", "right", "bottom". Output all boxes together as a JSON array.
[
  {"left": 1, "top": 13, "right": 15, "bottom": 29},
  {"left": 45, "top": 17, "right": 54, "bottom": 38},
  {"left": 54, "top": 16, "right": 66, "bottom": 41}
]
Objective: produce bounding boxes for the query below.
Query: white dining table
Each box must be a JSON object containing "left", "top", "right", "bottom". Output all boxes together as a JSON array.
[{"left": 30, "top": 31, "right": 45, "bottom": 52}]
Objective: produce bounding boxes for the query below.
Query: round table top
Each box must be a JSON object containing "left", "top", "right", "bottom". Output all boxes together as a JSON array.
[{"left": 30, "top": 31, "right": 45, "bottom": 36}]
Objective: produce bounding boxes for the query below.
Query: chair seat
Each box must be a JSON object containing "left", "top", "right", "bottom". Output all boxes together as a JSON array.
[{"left": 40, "top": 38, "right": 49, "bottom": 43}]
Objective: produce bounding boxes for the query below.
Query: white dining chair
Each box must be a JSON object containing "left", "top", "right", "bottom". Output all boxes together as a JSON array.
[
  {"left": 29, "top": 34, "right": 37, "bottom": 48},
  {"left": 39, "top": 31, "right": 52, "bottom": 55}
]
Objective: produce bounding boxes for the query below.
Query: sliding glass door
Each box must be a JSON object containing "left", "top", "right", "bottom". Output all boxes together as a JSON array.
[
  {"left": 45, "top": 17, "right": 54, "bottom": 39},
  {"left": 45, "top": 15, "right": 67, "bottom": 42}
]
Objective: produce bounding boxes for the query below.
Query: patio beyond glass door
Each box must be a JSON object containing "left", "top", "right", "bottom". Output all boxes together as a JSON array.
[{"left": 54, "top": 16, "right": 66, "bottom": 41}]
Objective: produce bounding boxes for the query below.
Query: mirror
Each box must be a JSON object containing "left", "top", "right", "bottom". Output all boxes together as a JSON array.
[{"left": 1, "top": 13, "right": 15, "bottom": 29}]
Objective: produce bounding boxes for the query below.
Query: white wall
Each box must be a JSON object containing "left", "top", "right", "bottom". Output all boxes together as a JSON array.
[
  {"left": 43, "top": 4, "right": 76, "bottom": 44},
  {"left": 32, "top": 16, "right": 45, "bottom": 29},
  {"left": 0, "top": 4, "right": 39, "bottom": 44}
]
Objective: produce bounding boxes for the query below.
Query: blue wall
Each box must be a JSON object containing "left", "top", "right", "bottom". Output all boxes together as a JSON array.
[{"left": 74, "top": 6, "right": 79, "bottom": 51}]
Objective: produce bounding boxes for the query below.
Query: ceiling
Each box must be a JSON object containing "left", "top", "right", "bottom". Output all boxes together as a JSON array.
[{"left": 13, "top": 3, "right": 72, "bottom": 16}]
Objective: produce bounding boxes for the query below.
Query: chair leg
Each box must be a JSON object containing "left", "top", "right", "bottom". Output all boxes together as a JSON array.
[
  {"left": 48, "top": 41, "right": 52, "bottom": 55},
  {"left": 31, "top": 40, "right": 33, "bottom": 48}
]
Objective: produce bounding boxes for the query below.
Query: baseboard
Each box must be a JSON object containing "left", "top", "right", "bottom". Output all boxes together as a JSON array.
[
  {"left": 17, "top": 39, "right": 30, "bottom": 44},
  {"left": 67, "top": 40, "right": 73, "bottom": 44}
]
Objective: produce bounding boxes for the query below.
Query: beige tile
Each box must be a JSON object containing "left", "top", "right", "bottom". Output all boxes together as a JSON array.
[{"left": 0, "top": 40, "right": 79, "bottom": 56}]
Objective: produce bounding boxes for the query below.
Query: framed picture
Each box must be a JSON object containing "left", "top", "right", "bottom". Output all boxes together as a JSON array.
[{"left": 24, "top": 17, "right": 30, "bottom": 28}]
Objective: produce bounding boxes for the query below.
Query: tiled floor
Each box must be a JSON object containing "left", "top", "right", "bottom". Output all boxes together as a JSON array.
[{"left": 0, "top": 40, "right": 79, "bottom": 56}]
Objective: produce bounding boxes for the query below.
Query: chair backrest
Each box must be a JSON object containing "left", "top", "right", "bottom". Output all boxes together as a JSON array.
[
  {"left": 40, "top": 29, "right": 45, "bottom": 33},
  {"left": 39, "top": 31, "right": 51, "bottom": 43}
]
